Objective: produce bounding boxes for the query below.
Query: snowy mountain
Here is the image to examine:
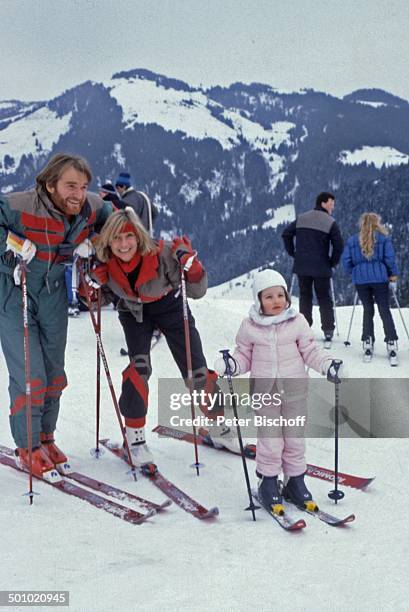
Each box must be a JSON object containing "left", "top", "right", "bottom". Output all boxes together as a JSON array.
[{"left": 0, "top": 69, "right": 408, "bottom": 303}]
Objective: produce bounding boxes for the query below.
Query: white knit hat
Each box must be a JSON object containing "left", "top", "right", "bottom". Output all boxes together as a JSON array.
[{"left": 252, "top": 269, "right": 288, "bottom": 309}]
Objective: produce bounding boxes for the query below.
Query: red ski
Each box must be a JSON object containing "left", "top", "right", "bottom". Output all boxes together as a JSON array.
[
  {"left": 66, "top": 472, "right": 171, "bottom": 513},
  {"left": 0, "top": 449, "right": 153, "bottom": 525},
  {"left": 153, "top": 424, "right": 375, "bottom": 490},
  {"left": 99, "top": 439, "right": 219, "bottom": 520},
  {"left": 0, "top": 443, "right": 170, "bottom": 513}
]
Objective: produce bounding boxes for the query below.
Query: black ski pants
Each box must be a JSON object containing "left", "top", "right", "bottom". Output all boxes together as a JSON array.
[
  {"left": 118, "top": 291, "right": 221, "bottom": 427},
  {"left": 356, "top": 282, "right": 398, "bottom": 343},
  {"left": 297, "top": 276, "right": 334, "bottom": 334}
]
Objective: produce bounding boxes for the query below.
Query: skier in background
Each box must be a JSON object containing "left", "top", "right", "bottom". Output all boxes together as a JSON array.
[
  {"left": 282, "top": 192, "right": 343, "bottom": 345},
  {"left": 115, "top": 172, "right": 157, "bottom": 236},
  {"left": 0, "top": 153, "right": 112, "bottom": 479},
  {"left": 214, "top": 269, "right": 344, "bottom": 514},
  {"left": 342, "top": 212, "right": 399, "bottom": 364},
  {"left": 98, "top": 182, "right": 124, "bottom": 210}
]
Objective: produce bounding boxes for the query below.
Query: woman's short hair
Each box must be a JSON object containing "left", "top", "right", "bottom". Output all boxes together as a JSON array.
[{"left": 96, "top": 207, "right": 157, "bottom": 262}]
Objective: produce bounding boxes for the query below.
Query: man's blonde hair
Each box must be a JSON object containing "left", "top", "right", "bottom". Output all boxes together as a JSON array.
[
  {"left": 359, "top": 212, "right": 388, "bottom": 259},
  {"left": 96, "top": 207, "right": 157, "bottom": 262}
]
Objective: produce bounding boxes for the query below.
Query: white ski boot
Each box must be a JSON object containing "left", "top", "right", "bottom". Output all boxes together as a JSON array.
[
  {"left": 386, "top": 341, "right": 398, "bottom": 367},
  {"left": 323, "top": 333, "right": 333, "bottom": 350},
  {"left": 208, "top": 424, "right": 241, "bottom": 454},
  {"left": 68, "top": 304, "right": 80, "bottom": 317},
  {"left": 125, "top": 427, "right": 155, "bottom": 466},
  {"left": 362, "top": 339, "right": 374, "bottom": 363}
]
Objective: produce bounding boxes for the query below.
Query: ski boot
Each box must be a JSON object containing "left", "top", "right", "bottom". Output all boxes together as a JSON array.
[
  {"left": 40, "top": 433, "right": 71, "bottom": 474},
  {"left": 257, "top": 473, "right": 284, "bottom": 515},
  {"left": 386, "top": 340, "right": 398, "bottom": 367},
  {"left": 207, "top": 424, "right": 241, "bottom": 455},
  {"left": 283, "top": 473, "right": 318, "bottom": 512},
  {"left": 68, "top": 303, "right": 80, "bottom": 317},
  {"left": 323, "top": 332, "right": 333, "bottom": 350},
  {"left": 15, "top": 446, "right": 61, "bottom": 482},
  {"left": 362, "top": 338, "right": 374, "bottom": 363},
  {"left": 125, "top": 426, "right": 155, "bottom": 468}
]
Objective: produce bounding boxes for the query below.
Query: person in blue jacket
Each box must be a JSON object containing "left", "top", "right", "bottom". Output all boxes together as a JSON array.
[{"left": 342, "top": 212, "right": 398, "bottom": 355}]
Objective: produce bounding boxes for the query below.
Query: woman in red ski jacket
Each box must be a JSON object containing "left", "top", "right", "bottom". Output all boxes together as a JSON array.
[{"left": 91, "top": 208, "right": 238, "bottom": 465}]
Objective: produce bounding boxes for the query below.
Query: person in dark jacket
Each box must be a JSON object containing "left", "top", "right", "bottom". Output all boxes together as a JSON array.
[
  {"left": 98, "top": 182, "right": 124, "bottom": 209},
  {"left": 115, "top": 172, "right": 157, "bottom": 235},
  {"left": 342, "top": 212, "right": 398, "bottom": 356},
  {"left": 282, "top": 192, "right": 343, "bottom": 340}
]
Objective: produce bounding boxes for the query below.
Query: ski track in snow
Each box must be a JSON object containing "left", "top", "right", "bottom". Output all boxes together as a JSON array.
[{"left": 1, "top": 292, "right": 408, "bottom": 611}]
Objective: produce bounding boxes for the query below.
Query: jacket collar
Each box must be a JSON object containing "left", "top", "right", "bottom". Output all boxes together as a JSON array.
[{"left": 249, "top": 305, "right": 298, "bottom": 326}]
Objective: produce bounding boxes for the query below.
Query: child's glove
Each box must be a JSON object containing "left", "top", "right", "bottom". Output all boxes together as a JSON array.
[
  {"left": 74, "top": 238, "right": 95, "bottom": 259},
  {"left": 389, "top": 276, "right": 398, "bottom": 292},
  {"left": 214, "top": 355, "right": 238, "bottom": 377},
  {"left": 6, "top": 231, "right": 36, "bottom": 263},
  {"left": 327, "top": 359, "right": 347, "bottom": 384}
]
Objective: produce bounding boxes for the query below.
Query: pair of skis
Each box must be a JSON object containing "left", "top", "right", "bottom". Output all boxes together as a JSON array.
[
  {"left": 153, "top": 424, "right": 373, "bottom": 531},
  {"left": 0, "top": 441, "right": 218, "bottom": 523},
  {"left": 152, "top": 424, "right": 374, "bottom": 490}
]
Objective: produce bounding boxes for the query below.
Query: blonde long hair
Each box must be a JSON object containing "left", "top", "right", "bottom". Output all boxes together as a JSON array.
[
  {"left": 359, "top": 212, "right": 388, "bottom": 259},
  {"left": 96, "top": 207, "right": 157, "bottom": 262}
]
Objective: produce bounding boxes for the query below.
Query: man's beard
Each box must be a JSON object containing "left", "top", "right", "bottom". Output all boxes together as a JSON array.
[{"left": 50, "top": 191, "right": 85, "bottom": 216}]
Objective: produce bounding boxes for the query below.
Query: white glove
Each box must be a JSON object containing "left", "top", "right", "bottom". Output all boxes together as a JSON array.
[
  {"left": 327, "top": 360, "right": 348, "bottom": 384},
  {"left": 6, "top": 231, "right": 36, "bottom": 263},
  {"left": 74, "top": 238, "right": 95, "bottom": 259},
  {"left": 214, "top": 355, "right": 238, "bottom": 377},
  {"left": 389, "top": 280, "right": 397, "bottom": 292},
  {"left": 84, "top": 272, "right": 101, "bottom": 290}
]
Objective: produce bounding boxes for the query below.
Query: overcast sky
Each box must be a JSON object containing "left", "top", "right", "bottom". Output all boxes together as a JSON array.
[{"left": 1, "top": 0, "right": 408, "bottom": 102}]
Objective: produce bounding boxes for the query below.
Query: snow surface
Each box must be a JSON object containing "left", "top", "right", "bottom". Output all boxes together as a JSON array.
[
  {"left": 0, "top": 107, "right": 72, "bottom": 175},
  {"left": 356, "top": 100, "right": 388, "bottom": 108},
  {"left": 107, "top": 76, "right": 237, "bottom": 150},
  {"left": 338, "top": 146, "right": 409, "bottom": 169},
  {"left": 1, "top": 284, "right": 409, "bottom": 611},
  {"left": 107, "top": 74, "right": 294, "bottom": 192},
  {"left": 262, "top": 204, "right": 295, "bottom": 229}
]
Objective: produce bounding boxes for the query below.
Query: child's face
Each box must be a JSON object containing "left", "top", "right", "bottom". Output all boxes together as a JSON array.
[{"left": 260, "top": 286, "right": 287, "bottom": 315}]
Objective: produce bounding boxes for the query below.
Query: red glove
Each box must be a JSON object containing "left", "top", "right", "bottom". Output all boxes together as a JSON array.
[
  {"left": 90, "top": 263, "right": 109, "bottom": 286},
  {"left": 171, "top": 236, "right": 204, "bottom": 281}
]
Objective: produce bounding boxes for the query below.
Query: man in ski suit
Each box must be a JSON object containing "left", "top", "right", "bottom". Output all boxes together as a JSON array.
[
  {"left": 281, "top": 192, "right": 343, "bottom": 341},
  {"left": 0, "top": 153, "right": 112, "bottom": 478}
]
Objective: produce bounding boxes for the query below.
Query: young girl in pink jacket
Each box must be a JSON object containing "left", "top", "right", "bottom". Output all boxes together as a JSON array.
[{"left": 215, "top": 269, "right": 343, "bottom": 514}]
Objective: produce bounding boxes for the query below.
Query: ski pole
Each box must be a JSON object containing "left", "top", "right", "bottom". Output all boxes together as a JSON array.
[
  {"left": 330, "top": 278, "right": 339, "bottom": 337},
  {"left": 79, "top": 267, "right": 137, "bottom": 480},
  {"left": 180, "top": 264, "right": 202, "bottom": 476},
  {"left": 391, "top": 286, "right": 409, "bottom": 340},
  {"left": 90, "top": 287, "right": 103, "bottom": 458},
  {"left": 71, "top": 257, "right": 79, "bottom": 310},
  {"left": 289, "top": 274, "right": 296, "bottom": 299},
  {"left": 220, "top": 349, "right": 259, "bottom": 521},
  {"left": 328, "top": 360, "right": 345, "bottom": 504},
  {"left": 344, "top": 290, "right": 358, "bottom": 346},
  {"left": 20, "top": 262, "right": 34, "bottom": 504}
]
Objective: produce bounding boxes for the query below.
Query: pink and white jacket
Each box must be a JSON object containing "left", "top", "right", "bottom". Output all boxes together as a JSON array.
[{"left": 233, "top": 306, "right": 333, "bottom": 380}]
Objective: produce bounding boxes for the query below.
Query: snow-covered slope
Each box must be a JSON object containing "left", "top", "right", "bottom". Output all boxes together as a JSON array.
[
  {"left": 1, "top": 291, "right": 408, "bottom": 611},
  {"left": 339, "top": 146, "right": 409, "bottom": 168}
]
